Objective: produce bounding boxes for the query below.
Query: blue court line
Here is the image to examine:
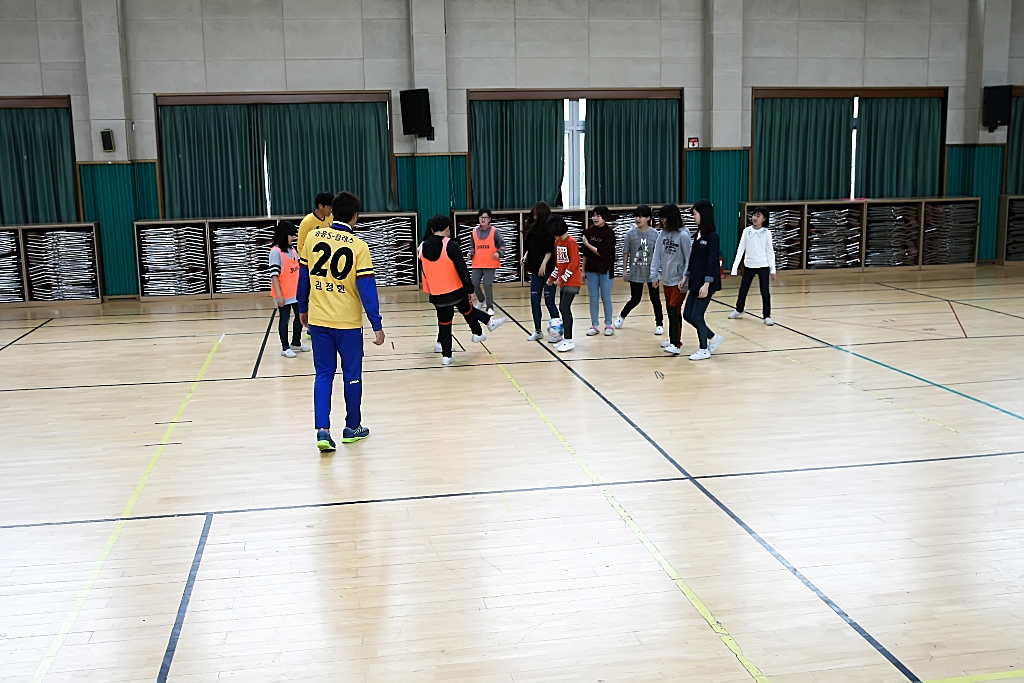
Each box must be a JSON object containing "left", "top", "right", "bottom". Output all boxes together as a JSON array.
[{"left": 157, "top": 513, "right": 213, "bottom": 683}]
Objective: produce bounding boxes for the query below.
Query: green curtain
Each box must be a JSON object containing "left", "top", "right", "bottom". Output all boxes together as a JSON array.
[
  {"left": 1008, "top": 97, "right": 1024, "bottom": 194},
  {"left": 259, "top": 102, "right": 396, "bottom": 214},
  {"left": 397, "top": 154, "right": 468, "bottom": 238},
  {"left": 945, "top": 146, "right": 1003, "bottom": 261},
  {"left": 754, "top": 98, "right": 853, "bottom": 201},
  {"left": 159, "top": 104, "right": 264, "bottom": 218},
  {"left": 585, "top": 99, "right": 679, "bottom": 205},
  {"left": 855, "top": 97, "right": 942, "bottom": 198},
  {"left": 0, "top": 107, "right": 77, "bottom": 224},
  {"left": 80, "top": 161, "right": 160, "bottom": 296},
  {"left": 470, "top": 100, "right": 562, "bottom": 210},
  {"left": 686, "top": 149, "right": 750, "bottom": 265}
]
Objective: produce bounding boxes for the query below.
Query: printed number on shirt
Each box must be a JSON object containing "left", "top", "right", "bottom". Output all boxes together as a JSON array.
[
  {"left": 556, "top": 245, "right": 568, "bottom": 261},
  {"left": 310, "top": 241, "right": 355, "bottom": 280}
]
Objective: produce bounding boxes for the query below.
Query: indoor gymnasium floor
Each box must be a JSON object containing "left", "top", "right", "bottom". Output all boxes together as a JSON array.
[{"left": 2, "top": 266, "right": 1024, "bottom": 683}]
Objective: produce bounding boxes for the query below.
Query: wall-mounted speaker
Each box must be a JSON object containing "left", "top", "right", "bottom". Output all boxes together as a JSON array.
[
  {"left": 399, "top": 89, "right": 434, "bottom": 140},
  {"left": 982, "top": 85, "right": 1012, "bottom": 132},
  {"left": 100, "top": 129, "right": 115, "bottom": 153}
]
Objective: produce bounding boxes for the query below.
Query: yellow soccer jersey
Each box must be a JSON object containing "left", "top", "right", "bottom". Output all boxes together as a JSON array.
[
  {"left": 299, "top": 223, "right": 375, "bottom": 329},
  {"left": 297, "top": 211, "right": 332, "bottom": 255}
]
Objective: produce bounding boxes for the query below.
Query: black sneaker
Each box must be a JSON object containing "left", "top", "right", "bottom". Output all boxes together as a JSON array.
[{"left": 317, "top": 429, "right": 336, "bottom": 452}]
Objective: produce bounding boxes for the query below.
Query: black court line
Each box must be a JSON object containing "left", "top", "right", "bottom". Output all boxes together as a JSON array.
[
  {"left": 495, "top": 305, "right": 922, "bottom": 682},
  {"left": 157, "top": 513, "right": 213, "bottom": 683},
  {"left": 251, "top": 309, "right": 276, "bottom": 378},
  {"left": 877, "top": 282, "right": 1024, "bottom": 323},
  {"left": 7, "top": 448, "right": 1024, "bottom": 532},
  {"left": 0, "top": 318, "right": 52, "bottom": 351}
]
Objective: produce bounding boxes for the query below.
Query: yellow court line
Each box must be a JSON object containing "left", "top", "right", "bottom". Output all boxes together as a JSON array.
[
  {"left": 30, "top": 335, "right": 224, "bottom": 683},
  {"left": 926, "top": 671, "right": 1024, "bottom": 683},
  {"left": 483, "top": 343, "right": 771, "bottom": 683}
]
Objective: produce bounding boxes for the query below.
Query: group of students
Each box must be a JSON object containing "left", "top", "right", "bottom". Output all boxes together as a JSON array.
[{"left": 272, "top": 189, "right": 781, "bottom": 450}]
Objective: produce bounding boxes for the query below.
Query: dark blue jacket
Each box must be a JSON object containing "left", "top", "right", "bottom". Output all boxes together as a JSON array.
[{"left": 685, "top": 231, "right": 721, "bottom": 294}]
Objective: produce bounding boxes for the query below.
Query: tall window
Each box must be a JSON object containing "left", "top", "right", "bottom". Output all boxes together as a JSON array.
[
  {"left": 561, "top": 98, "right": 586, "bottom": 206},
  {"left": 850, "top": 96, "right": 859, "bottom": 200}
]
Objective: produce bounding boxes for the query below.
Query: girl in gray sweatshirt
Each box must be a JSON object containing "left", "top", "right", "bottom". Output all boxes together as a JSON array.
[{"left": 650, "top": 204, "right": 691, "bottom": 354}]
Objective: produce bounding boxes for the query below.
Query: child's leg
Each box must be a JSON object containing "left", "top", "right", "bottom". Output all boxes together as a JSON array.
[
  {"left": 456, "top": 295, "right": 487, "bottom": 335},
  {"left": 529, "top": 273, "right": 544, "bottom": 331},
  {"left": 289, "top": 303, "right": 302, "bottom": 347},
  {"left": 559, "top": 286, "right": 579, "bottom": 339},
  {"left": 619, "top": 281, "right": 644, "bottom": 318},
  {"left": 309, "top": 325, "right": 338, "bottom": 429},
  {"left": 691, "top": 295, "right": 714, "bottom": 348},
  {"left": 482, "top": 269, "right": 495, "bottom": 308},
  {"left": 757, "top": 267, "right": 771, "bottom": 317},
  {"left": 335, "top": 328, "right": 364, "bottom": 430},
  {"left": 471, "top": 268, "right": 485, "bottom": 305},
  {"left": 586, "top": 271, "right": 600, "bottom": 326},
  {"left": 277, "top": 304, "right": 290, "bottom": 350},
  {"left": 436, "top": 305, "right": 455, "bottom": 357},
  {"left": 544, "top": 280, "right": 559, "bottom": 319},
  {"left": 648, "top": 283, "right": 664, "bottom": 326},
  {"left": 600, "top": 273, "right": 614, "bottom": 325},
  {"left": 666, "top": 287, "right": 684, "bottom": 346},
  {"left": 683, "top": 292, "right": 705, "bottom": 348},
  {"left": 735, "top": 266, "right": 755, "bottom": 312}
]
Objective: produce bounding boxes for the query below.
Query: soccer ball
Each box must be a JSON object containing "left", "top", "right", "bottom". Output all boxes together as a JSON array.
[{"left": 547, "top": 318, "right": 563, "bottom": 336}]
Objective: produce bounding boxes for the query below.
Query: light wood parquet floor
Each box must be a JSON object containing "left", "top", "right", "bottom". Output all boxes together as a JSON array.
[{"left": 2, "top": 266, "right": 1024, "bottom": 683}]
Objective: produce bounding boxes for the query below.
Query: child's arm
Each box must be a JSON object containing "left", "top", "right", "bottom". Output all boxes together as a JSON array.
[
  {"left": 494, "top": 229, "right": 506, "bottom": 258},
  {"left": 560, "top": 239, "right": 579, "bottom": 284},
  {"left": 731, "top": 228, "right": 746, "bottom": 276},
  {"left": 467, "top": 230, "right": 476, "bottom": 258},
  {"left": 650, "top": 235, "right": 663, "bottom": 285},
  {"left": 766, "top": 229, "right": 777, "bottom": 275}
]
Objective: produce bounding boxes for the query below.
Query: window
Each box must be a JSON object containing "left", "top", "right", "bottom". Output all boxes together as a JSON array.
[
  {"left": 851, "top": 96, "right": 859, "bottom": 200},
  {"left": 561, "top": 98, "right": 586, "bottom": 206}
]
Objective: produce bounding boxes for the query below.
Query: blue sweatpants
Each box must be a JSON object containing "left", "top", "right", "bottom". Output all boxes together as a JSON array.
[{"left": 309, "top": 325, "right": 364, "bottom": 430}]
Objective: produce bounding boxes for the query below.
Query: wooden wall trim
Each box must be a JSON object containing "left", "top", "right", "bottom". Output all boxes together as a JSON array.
[
  {"left": 752, "top": 87, "right": 948, "bottom": 99},
  {"left": 154, "top": 91, "right": 390, "bottom": 106},
  {"left": 0, "top": 95, "right": 72, "bottom": 108},
  {"left": 468, "top": 88, "right": 682, "bottom": 101}
]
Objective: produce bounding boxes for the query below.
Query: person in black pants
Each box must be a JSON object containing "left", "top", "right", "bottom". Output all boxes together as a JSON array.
[
  {"left": 683, "top": 199, "right": 724, "bottom": 361},
  {"left": 521, "top": 201, "right": 560, "bottom": 341}
]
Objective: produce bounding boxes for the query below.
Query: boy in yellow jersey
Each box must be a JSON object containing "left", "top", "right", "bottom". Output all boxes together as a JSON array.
[
  {"left": 297, "top": 192, "right": 333, "bottom": 255},
  {"left": 297, "top": 191, "right": 385, "bottom": 451}
]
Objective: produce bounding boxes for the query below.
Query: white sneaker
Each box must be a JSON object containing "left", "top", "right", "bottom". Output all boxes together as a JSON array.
[
  {"left": 290, "top": 343, "right": 311, "bottom": 352},
  {"left": 689, "top": 348, "right": 711, "bottom": 361},
  {"left": 474, "top": 301, "right": 484, "bottom": 310},
  {"left": 442, "top": 356, "right": 454, "bottom": 366},
  {"left": 527, "top": 330, "right": 543, "bottom": 341},
  {"left": 655, "top": 325, "right": 664, "bottom": 335},
  {"left": 472, "top": 333, "right": 487, "bottom": 343},
  {"left": 613, "top": 315, "right": 624, "bottom": 329},
  {"left": 764, "top": 317, "right": 774, "bottom": 326},
  {"left": 661, "top": 340, "right": 672, "bottom": 348},
  {"left": 548, "top": 332, "right": 563, "bottom": 344},
  {"left": 555, "top": 339, "right": 576, "bottom": 352},
  {"left": 487, "top": 307, "right": 494, "bottom": 316},
  {"left": 663, "top": 344, "right": 682, "bottom": 355},
  {"left": 708, "top": 334, "right": 724, "bottom": 354},
  {"left": 728, "top": 310, "right": 743, "bottom": 319},
  {"left": 586, "top": 326, "right": 599, "bottom": 336},
  {"left": 603, "top": 326, "right": 614, "bottom": 336},
  {"left": 487, "top": 317, "right": 506, "bottom": 332},
  {"left": 434, "top": 342, "right": 442, "bottom": 353},
  {"left": 281, "top": 349, "right": 297, "bottom": 358}
]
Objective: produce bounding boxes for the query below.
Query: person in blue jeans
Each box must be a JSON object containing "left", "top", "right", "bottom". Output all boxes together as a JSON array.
[
  {"left": 520, "top": 201, "right": 559, "bottom": 340},
  {"left": 581, "top": 205, "right": 616, "bottom": 336},
  {"left": 297, "top": 191, "right": 386, "bottom": 451}
]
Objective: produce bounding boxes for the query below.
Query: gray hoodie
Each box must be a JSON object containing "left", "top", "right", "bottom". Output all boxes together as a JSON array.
[{"left": 650, "top": 229, "right": 692, "bottom": 287}]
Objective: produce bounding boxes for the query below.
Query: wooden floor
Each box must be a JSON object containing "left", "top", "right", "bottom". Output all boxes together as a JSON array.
[{"left": 2, "top": 267, "right": 1024, "bottom": 683}]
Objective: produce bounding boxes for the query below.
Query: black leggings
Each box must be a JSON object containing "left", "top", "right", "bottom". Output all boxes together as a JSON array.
[
  {"left": 278, "top": 302, "right": 302, "bottom": 350},
  {"left": 619, "top": 281, "right": 663, "bottom": 325},
  {"left": 683, "top": 292, "right": 715, "bottom": 349},
  {"left": 736, "top": 266, "right": 771, "bottom": 317},
  {"left": 559, "top": 286, "right": 579, "bottom": 340},
  {"left": 436, "top": 295, "right": 489, "bottom": 357}
]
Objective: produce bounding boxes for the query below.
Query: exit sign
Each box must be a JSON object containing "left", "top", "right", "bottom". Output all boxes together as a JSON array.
[{"left": 688, "top": 137, "right": 699, "bottom": 148}]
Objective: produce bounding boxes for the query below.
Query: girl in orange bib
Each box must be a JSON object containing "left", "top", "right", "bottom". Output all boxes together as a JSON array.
[
  {"left": 269, "top": 221, "right": 309, "bottom": 358},
  {"left": 467, "top": 208, "right": 505, "bottom": 315}
]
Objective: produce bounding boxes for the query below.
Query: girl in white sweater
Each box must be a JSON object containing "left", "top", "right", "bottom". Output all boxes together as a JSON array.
[{"left": 729, "top": 206, "right": 776, "bottom": 325}]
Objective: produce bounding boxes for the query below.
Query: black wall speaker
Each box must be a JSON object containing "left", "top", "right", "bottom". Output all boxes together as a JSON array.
[
  {"left": 100, "top": 129, "right": 115, "bottom": 152},
  {"left": 982, "top": 85, "right": 1012, "bottom": 131},
  {"left": 399, "top": 89, "right": 434, "bottom": 140}
]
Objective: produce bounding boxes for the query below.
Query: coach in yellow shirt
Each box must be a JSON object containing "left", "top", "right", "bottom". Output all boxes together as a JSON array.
[
  {"left": 297, "top": 192, "right": 333, "bottom": 255},
  {"left": 297, "top": 191, "right": 385, "bottom": 451}
]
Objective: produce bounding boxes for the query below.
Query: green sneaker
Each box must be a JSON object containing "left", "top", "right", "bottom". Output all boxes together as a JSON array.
[{"left": 342, "top": 425, "right": 369, "bottom": 443}]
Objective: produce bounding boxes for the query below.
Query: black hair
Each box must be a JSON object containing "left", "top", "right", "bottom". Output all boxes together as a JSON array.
[
  {"left": 692, "top": 199, "right": 716, "bottom": 234},
  {"left": 273, "top": 220, "right": 297, "bottom": 252},
  {"left": 546, "top": 214, "right": 568, "bottom": 237},
  {"left": 524, "top": 201, "right": 551, "bottom": 235},
  {"left": 751, "top": 206, "right": 770, "bottom": 223},
  {"left": 477, "top": 208, "right": 493, "bottom": 220},
  {"left": 315, "top": 192, "right": 333, "bottom": 209},
  {"left": 332, "top": 191, "right": 361, "bottom": 223},
  {"left": 428, "top": 214, "right": 452, "bottom": 234},
  {"left": 593, "top": 205, "right": 611, "bottom": 223},
  {"left": 657, "top": 204, "right": 681, "bottom": 232},
  {"left": 633, "top": 204, "right": 652, "bottom": 221}
]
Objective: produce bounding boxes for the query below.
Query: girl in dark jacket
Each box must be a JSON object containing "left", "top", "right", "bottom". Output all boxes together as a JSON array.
[
  {"left": 683, "top": 199, "right": 724, "bottom": 360},
  {"left": 520, "top": 201, "right": 560, "bottom": 340}
]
